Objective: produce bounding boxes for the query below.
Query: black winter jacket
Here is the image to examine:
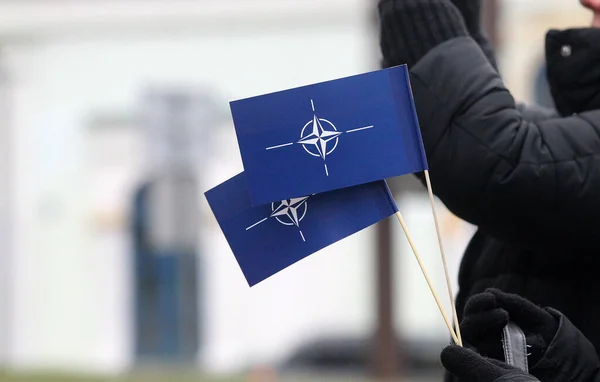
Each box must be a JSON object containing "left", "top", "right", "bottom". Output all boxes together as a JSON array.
[{"left": 409, "top": 27, "right": 600, "bottom": 355}]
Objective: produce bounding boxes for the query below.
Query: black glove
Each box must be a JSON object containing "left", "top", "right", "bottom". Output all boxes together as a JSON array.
[
  {"left": 379, "top": 0, "right": 468, "bottom": 69},
  {"left": 449, "top": 0, "right": 499, "bottom": 70},
  {"left": 442, "top": 345, "right": 540, "bottom": 381},
  {"left": 460, "top": 289, "right": 559, "bottom": 367}
]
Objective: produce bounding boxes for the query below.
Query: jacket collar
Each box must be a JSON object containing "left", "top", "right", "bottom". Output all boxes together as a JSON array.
[{"left": 546, "top": 28, "right": 600, "bottom": 115}]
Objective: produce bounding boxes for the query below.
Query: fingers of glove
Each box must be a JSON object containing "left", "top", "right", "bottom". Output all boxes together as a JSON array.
[
  {"left": 450, "top": 0, "right": 481, "bottom": 32},
  {"left": 377, "top": 0, "right": 392, "bottom": 12},
  {"left": 487, "top": 358, "right": 542, "bottom": 381},
  {"left": 450, "top": 0, "right": 481, "bottom": 17},
  {"left": 463, "top": 292, "right": 498, "bottom": 316},
  {"left": 441, "top": 345, "right": 506, "bottom": 381},
  {"left": 487, "top": 357, "right": 522, "bottom": 371},
  {"left": 378, "top": 0, "right": 413, "bottom": 67},
  {"left": 462, "top": 342, "right": 503, "bottom": 361},
  {"left": 461, "top": 308, "right": 509, "bottom": 344},
  {"left": 468, "top": 341, "right": 504, "bottom": 362},
  {"left": 485, "top": 289, "right": 554, "bottom": 329}
]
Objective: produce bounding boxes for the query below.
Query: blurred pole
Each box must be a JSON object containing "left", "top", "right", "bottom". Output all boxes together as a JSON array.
[
  {"left": 482, "top": 0, "right": 501, "bottom": 49},
  {"left": 368, "top": 1, "right": 400, "bottom": 380},
  {"left": 373, "top": 216, "right": 397, "bottom": 380}
]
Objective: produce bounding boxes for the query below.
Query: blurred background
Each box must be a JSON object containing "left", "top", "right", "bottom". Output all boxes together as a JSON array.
[{"left": 0, "top": 0, "right": 593, "bottom": 381}]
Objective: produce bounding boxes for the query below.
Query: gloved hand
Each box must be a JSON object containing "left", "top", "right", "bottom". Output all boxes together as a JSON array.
[
  {"left": 442, "top": 345, "right": 540, "bottom": 381},
  {"left": 459, "top": 289, "right": 559, "bottom": 367},
  {"left": 449, "top": 0, "right": 499, "bottom": 69},
  {"left": 379, "top": 0, "right": 468, "bottom": 69}
]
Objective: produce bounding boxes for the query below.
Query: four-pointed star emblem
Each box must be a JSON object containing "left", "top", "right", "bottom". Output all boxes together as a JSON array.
[
  {"left": 270, "top": 196, "right": 309, "bottom": 227},
  {"left": 264, "top": 99, "right": 374, "bottom": 177},
  {"left": 297, "top": 115, "right": 342, "bottom": 160}
]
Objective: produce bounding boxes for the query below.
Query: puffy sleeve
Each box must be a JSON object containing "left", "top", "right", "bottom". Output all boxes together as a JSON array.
[{"left": 409, "top": 37, "right": 600, "bottom": 255}]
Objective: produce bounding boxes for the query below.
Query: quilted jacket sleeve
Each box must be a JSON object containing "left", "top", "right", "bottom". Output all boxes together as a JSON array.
[{"left": 409, "top": 36, "right": 600, "bottom": 255}]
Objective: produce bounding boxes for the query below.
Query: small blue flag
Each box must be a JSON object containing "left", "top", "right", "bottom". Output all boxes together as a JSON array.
[
  {"left": 230, "top": 65, "right": 428, "bottom": 206},
  {"left": 205, "top": 173, "right": 398, "bottom": 286}
]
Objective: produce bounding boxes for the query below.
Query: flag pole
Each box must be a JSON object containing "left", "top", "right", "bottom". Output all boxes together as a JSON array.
[
  {"left": 423, "top": 170, "right": 463, "bottom": 346},
  {"left": 394, "top": 210, "right": 459, "bottom": 344}
]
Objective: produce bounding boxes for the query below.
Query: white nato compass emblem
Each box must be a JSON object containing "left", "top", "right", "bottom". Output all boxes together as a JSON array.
[
  {"left": 245, "top": 196, "right": 310, "bottom": 242},
  {"left": 265, "top": 99, "right": 374, "bottom": 176}
]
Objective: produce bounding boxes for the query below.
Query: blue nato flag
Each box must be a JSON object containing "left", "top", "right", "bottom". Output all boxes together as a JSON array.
[
  {"left": 204, "top": 173, "right": 398, "bottom": 286},
  {"left": 230, "top": 65, "right": 428, "bottom": 206}
]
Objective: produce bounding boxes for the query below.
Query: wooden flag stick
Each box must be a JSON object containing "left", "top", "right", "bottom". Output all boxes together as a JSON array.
[
  {"left": 394, "top": 210, "right": 459, "bottom": 344},
  {"left": 423, "top": 170, "right": 463, "bottom": 346}
]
